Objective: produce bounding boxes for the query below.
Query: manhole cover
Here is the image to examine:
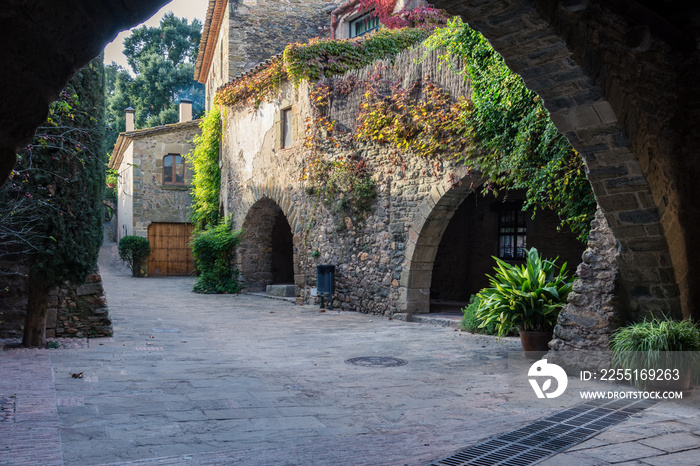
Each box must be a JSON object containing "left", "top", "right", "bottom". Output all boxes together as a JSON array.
[{"left": 345, "top": 356, "right": 408, "bottom": 367}]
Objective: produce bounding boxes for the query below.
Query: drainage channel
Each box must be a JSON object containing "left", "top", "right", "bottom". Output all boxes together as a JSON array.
[{"left": 428, "top": 398, "right": 656, "bottom": 466}]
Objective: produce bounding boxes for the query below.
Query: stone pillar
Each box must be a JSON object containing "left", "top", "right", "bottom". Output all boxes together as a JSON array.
[{"left": 548, "top": 209, "right": 626, "bottom": 372}]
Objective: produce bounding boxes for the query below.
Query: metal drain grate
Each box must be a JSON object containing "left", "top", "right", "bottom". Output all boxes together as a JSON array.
[
  {"left": 345, "top": 356, "right": 408, "bottom": 367},
  {"left": 429, "top": 398, "right": 656, "bottom": 466}
]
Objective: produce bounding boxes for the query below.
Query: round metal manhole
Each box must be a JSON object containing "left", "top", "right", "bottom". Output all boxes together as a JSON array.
[{"left": 345, "top": 356, "right": 408, "bottom": 367}]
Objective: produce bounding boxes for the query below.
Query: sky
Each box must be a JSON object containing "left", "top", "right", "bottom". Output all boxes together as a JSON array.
[{"left": 104, "top": 0, "right": 209, "bottom": 72}]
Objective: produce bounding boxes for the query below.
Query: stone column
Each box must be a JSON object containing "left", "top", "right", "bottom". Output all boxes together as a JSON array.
[{"left": 548, "top": 209, "right": 626, "bottom": 371}]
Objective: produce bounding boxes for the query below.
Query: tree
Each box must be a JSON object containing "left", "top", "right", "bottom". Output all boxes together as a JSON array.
[
  {"left": 5, "top": 58, "right": 106, "bottom": 348},
  {"left": 105, "top": 13, "right": 205, "bottom": 150}
]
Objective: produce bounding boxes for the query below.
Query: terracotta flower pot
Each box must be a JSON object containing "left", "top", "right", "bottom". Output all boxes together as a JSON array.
[{"left": 519, "top": 328, "right": 553, "bottom": 357}]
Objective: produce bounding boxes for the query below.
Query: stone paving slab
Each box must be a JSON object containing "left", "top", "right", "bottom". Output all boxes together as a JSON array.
[{"left": 1, "top": 240, "right": 700, "bottom": 465}]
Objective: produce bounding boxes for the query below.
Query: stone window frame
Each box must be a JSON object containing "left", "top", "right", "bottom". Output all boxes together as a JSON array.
[
  {"left": 275, "top": 100, "right": 298, "bottom": 151},
  {"left": 162, "top": 153, "right": 185, "bottom": 186},
  {"left": 349, "top": 11, "right": 380, "bottom": 38},
  {"left": 493, "top": 201, "right": 527, "bottom": 260},
  {"left": 281, "top": 107, "right": 294, "bottom": 149}
]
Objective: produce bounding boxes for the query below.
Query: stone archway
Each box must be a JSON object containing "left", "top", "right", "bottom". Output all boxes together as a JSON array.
[
  {"left": 430, "top": 0, "right": 694, "bottom": 320},
  {"left": 399, "top": 179, "right": 481, "bottom": 314},
  {"left": 401, "top": 178, "right": 586, "bottom": 316},
  {"left": 237, "top": 197, "right": 296, "bottom": 292}
]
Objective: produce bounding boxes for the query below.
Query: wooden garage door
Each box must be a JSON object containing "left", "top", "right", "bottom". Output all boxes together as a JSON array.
[{"left": 147, "top": 223, "right": 194, "bottom": 276}]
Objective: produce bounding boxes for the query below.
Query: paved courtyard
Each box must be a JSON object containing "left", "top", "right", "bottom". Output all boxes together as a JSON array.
[{"left": 1, "top": 240, "right": 700, "bottom": 465}]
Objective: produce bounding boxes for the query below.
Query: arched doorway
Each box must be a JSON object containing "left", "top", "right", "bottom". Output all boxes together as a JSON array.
[
  {"left": 429, "top": 190, "right": 586, "bottom": 314},
  {"left": 237, "top": 197, "right": 295, "bottom": 292}
]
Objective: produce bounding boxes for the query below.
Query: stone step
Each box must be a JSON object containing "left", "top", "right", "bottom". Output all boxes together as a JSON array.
[{"left": 266, "top": 284, "right": 296, "bottom": 297}]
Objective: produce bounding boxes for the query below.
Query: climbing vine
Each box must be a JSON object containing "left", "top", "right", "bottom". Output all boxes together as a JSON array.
[
  {"left": 424, "top": 19, "right": 596, "bottom": 239},
  {"left": 355, "top": 78, "right": 472, "bottom": 159},
  {"left": 185, "top": 105, "right": 222, "bottom": 231},
  {"left": 214, "top": 28, "right": 431, "bottom": 110}
]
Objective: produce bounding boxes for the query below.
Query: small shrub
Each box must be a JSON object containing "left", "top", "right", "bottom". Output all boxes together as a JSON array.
[
  {"left": 191, "top": 216, "right": 242, "bottom": 294},
  {"left": 611, "top": 317, "right": 700, "bottom": 390},
  {"left": 118, "top": 236, "right": 151, "bottom": 277},
  {"left": 46, "top": 340, "right": 60, "bottom": 349},
  {"left": 461, "top": 295, "right": 515, "bottom": 335}
]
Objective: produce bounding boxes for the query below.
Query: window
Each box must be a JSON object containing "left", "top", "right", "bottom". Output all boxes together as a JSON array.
[
  {"left": 163, "top": 154, "right": 185, "bottom": 185},
  {"left": 282, "top": 108, "right": 293, "bottom": 148},
  {"left": 498, "top": 209, "right": 527, "bottom": 259},
  {"left": 350, "top": 12, "right": 380, "bottom": 38}
]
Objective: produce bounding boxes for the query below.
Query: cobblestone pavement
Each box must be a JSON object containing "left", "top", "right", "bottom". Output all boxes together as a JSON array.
[{"left": 1, "top": 240, "right": 699, "bottom": 465}]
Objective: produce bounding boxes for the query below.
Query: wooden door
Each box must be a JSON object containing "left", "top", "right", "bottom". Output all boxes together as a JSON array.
[{"left": 147, "top": 223, "right": 194, "bottom": 276}]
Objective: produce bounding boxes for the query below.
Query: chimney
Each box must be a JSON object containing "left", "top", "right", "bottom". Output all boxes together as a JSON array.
[
  {"left": 124, "top": 107, "right": 135, "bottom": 132},
  {"left": 179, "top": 99, "right": 193, "bottom": 123}
]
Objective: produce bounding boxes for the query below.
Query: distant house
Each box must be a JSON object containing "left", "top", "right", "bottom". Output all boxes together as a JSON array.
[{"left": 108, "top": 100, "right": 200, "bottom": 276}]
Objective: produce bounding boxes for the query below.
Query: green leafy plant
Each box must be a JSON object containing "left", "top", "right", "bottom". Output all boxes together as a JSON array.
[
  {"left": 118, "top": 235, "right": 151, "bottom": 277},
  {"left": 191, "top": 216, "right": 242, "bottom": 294},
  {"left": 105, "top": 168, "right": 119, "bottom": 200},
  {"left": 185, "top": 105, "right": 222, "bottom": 231},
  {"left": 461, "top": 295, "right": 518, "bottom": 335},
  {"left": 214, "top": 28, "right": 430, "bottom": 110},
  {"left": 46, "top": 340, "right": 60, "bottom": 349},
  {"left": 476, "top": 248, "right": 573, "bottom": 338},
  {"left": 426, "top": 18, "right": 596, "bottom": 240},
  {"left": 611, "top": 317, "right": 700, "bottom": 390}
]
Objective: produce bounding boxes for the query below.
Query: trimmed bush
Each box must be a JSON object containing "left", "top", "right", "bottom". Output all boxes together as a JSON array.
[
  {"left": 461, "top": 295, "right": 515, "bottom": 335},
  {"left": 118, "top": 236, "right": 151, "bottom": 277},
  {"left": 191, "top": 217, "right": 242, "bottom": 294}
]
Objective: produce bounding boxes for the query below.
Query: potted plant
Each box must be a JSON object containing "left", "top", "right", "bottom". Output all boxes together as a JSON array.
[
  {"left": 475, "top": 247, "right": 573, "bottom": 353},
  {"left": 610, "top": 317, "right": 700, "bottom": 391}
]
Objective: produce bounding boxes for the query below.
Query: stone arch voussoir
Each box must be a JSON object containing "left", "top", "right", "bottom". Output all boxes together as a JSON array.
[
  {"left": 234, "top": 182, "right": 299, "bottom": 292},
  {"left": 431, "top": 0, "right": 684, "bottom": 319}
]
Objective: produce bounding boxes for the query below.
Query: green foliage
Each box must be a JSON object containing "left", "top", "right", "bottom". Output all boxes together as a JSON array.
[
  {"left": 185, "top": 106, "right": 222, "bottom": 231},
  {"left": 215, "top": 28, "right": 430, "bottom": 109},
  {"left": 105, "top": 168, "right": 119, "bottom": 200},
  {"left": 105, "top": 13, "right": 204, "bottom": 150},
  {"left": 611, "top": 317, "right": 700, "bottom": 390},
  {"left": 6, "top": 57, "right": 106, "bottom": 286},
  {"left": 118, "top": 236, "right": 151, "bottom": 277},
  {"left": 191, "top": 217, "right": 242, "bottom": 294},
  {"left": 476, "top": 248, "right": 573, "bottom": 338},
  {"left": 356, "top": 79, "right": 471, "bottom": 159},
  {"left": 284, "top": 28, "right": 432, "bottom": 85},
  {"left": 461, "top": 295, "right": 517, "bottom": 335},
  {"left": 46, "top": 340, "right": 60, "bottom": 349},
  {"left": 426, "top": 19, "right": 596, "bottom": 240}
]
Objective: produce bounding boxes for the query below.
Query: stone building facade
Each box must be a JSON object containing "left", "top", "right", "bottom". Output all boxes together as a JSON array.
[
  {"left": 194, "top": 0, "right": 341, "bottom": 108},
  {"left": 218, "top": 45, "right": 586, "bottom": 316},
  {"left": 109, "top": 104, "right": 200, "bottom": 276}
]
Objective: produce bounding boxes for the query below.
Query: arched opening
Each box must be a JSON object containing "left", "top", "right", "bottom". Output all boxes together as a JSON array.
[
  {"left": 237, "top": 197, "right": 295, "bottom": 293},
  {"left": 429, "top": 190, "right": 586, "bottom": 315}
]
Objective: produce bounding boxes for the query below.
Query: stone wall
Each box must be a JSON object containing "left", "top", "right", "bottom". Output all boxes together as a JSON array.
[
  {"left": 204, "top": 0, "right": 339, "bottom": 107},
  {"left": 221, "top": 45, "right": 586, "bottom": 316},
  {"left": 549, "top": 209, "right": 625, "bottom": 371},
  {"left": 0, "top": 258, "right": 112, "bottom": 339},
  {"left": 46, "top": 272, "right": 113, "bottom": 339}
]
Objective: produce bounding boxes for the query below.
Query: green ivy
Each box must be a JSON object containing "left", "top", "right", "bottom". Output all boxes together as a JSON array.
[
  {"left": 191, "top": 216, "right": 242, "bottom": 294},
  {"left": 426, "top": 19, "right": 596, "bottom": 240},
  {"left": 185, "top": 105, "right": 222, "bottom": 231},
  {"left": 284, "top": 28, "right": 431, "bottom": 85},
  {"left": 214, "top": 28, "right": 430, "bottom": 110}
]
